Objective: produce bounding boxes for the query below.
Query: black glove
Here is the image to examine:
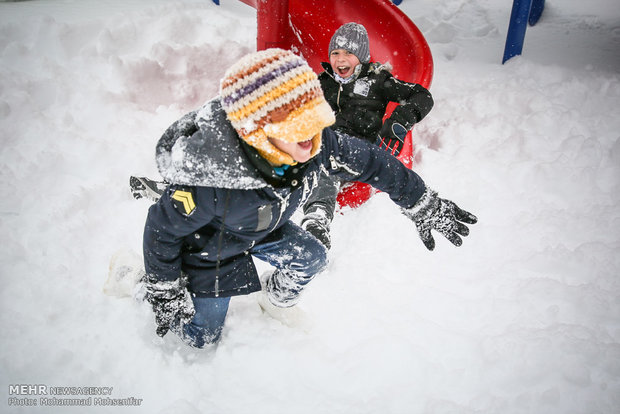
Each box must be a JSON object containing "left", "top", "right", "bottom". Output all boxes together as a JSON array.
[
  {"left": 142, "top": 274, "right": 195, "bottom": 337},
  {"left": 403, "top": 187, "right": 478, "bottom": 250},
  {"left": 376, "top": 119, "right": 408, "bottom": 156}
]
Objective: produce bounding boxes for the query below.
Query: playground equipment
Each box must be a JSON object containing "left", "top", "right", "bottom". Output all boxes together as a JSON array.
[
  {"left": 503, "top": 0, "right": 546, "bottom": 63},
  {"left": 235, "top": 0, "right": 433, "bottom": 208}
]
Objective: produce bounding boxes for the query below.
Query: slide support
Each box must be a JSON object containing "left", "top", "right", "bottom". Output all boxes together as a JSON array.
[{"left": 502, "top": 0, "right": 545, "bottom": 64}]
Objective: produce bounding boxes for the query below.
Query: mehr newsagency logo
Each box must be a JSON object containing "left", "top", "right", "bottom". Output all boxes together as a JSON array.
[{"left": 8, "top": 384, "right": 143, "bottom": 408}]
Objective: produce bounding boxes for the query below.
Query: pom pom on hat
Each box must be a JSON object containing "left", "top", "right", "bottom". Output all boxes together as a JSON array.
[
  {"left": 220, "top": 48, "right": 335, "bottom": 165},
  {"left": 328, "top": 22, "right": 370, "bottom": 64}
]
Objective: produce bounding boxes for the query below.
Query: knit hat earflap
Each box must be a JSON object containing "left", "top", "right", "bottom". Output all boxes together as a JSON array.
[
  {"left": 220, "top": 48, "right": 335, "bottom": 166},
  {"left": 328, "top": 22, "right": 371, "bottom": 64}
]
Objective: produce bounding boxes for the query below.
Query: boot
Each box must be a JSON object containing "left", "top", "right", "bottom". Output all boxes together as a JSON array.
[
  {"left": 130, "top": 176, "right": 167, "bottom": 202},
  {"left": 104, "top": 249, "right": 146, "bottom": 298},
  {"left": 257, "top": 271, "right": 312, "bottom": 329}
]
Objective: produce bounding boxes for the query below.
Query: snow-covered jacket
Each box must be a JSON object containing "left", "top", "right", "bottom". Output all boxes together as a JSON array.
[
  {"left": 319, "top": 62, "right": 434, "bottom": 142},
  {"left": 143, "top": 98, "right": 426, "bottom": 298}
]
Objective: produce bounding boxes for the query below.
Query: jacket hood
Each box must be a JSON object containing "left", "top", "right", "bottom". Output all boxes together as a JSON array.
[{"left": 156, "top": 98, "right": 270, "bottom": 190}]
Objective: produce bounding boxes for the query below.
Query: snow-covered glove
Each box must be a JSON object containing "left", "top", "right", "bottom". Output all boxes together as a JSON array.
[
  {"left": 403, "top": 187, "right": 478, "bottom": 250},
  {"left": 376, "top": 119, "right": 408, "bottom": 156},
  {"left": 142, "top": 274, "right": 195, "bottom": 337}
]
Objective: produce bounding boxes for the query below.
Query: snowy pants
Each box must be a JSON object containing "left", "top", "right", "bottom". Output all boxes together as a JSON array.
[{"left": 177, "top": 221, "right": 328, "bottom": 348}]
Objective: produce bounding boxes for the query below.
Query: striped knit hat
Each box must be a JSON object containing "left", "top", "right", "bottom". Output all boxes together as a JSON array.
[{"left": 220, "top": 48, "right": 335, "bottom": 166}]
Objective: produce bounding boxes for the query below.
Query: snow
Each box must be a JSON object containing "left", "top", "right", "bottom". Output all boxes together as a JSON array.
[{"left": 1, "top": 0, "right": 619, "bottom": 413}]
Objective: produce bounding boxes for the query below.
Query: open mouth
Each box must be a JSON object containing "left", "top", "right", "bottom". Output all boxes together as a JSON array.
[
  {"left": 298, "top": 139, "right": 313, "bottom": 150},
  {"left": 336, "top": 66, "right": 351, "bottom": 76}
]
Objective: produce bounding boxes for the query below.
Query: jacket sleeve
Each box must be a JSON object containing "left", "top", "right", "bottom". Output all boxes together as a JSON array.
[
  {"left": 143, "top": 186, "right": 216, "bottom": 281},
  {"left": 319, "top": 128, "right": 426, "bottom": 209},
  {"left": 156, "top": 110, "right": 199, "bottom": 155},
  {"left": 155, "top": 109, "right": 200, "bottom": 178},
  {"left": 381, "top": 74, "right": 434, "bottom": 129}
]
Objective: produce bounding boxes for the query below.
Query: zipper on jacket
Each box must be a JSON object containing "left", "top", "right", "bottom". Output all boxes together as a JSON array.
[
  {"left": 326, "top": 69, "right": 343, "bottom": 114},
  {"left": 215, "top": 190, "right": 232, "bottom": 297}
]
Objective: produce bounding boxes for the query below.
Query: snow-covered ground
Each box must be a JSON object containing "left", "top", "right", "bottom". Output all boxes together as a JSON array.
[{"left": 1, "top": 0, "right": 619, "bottom": 413}]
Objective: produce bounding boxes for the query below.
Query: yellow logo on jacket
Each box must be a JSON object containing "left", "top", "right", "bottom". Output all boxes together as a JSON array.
[{"left": 172, "top": 190, "right": 196, "bottom": 215}]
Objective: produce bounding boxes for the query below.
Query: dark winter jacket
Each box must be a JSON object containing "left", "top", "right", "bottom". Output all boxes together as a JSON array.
[
  {"left": 143, "top": 98, "right": 426, "bottom": 298},
  {"left": 318, "top": 62, "right": 434, "bottom": 142}
]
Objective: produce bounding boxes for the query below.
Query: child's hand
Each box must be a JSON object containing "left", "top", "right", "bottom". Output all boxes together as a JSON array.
[
  {"left": 376, "top": 120, "right": 408, "bottom": 155},
  {"left": 402, "top": 187, "right": 478, "bottom": 251},
  {"left": 142, "top": 274, "right": 195, "bottom": 337}
]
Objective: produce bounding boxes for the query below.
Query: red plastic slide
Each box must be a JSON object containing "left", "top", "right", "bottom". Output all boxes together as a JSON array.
[{"left": 238, "top": 0, "right": 433, "bottom": 208}]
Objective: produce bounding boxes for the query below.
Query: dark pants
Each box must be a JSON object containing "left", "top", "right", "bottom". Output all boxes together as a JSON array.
[{"left": 176, "top": 221, "right": 328, "bottom": 348}]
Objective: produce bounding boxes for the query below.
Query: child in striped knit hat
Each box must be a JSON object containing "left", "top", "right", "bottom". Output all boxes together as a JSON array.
[{"left": 139, "top": 49, "right": 476, "bottom": 348}]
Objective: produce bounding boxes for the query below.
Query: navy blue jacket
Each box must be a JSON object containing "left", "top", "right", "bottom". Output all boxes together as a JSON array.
[{"left": 143, "top": 98, "right": 426, "bottom": 297}]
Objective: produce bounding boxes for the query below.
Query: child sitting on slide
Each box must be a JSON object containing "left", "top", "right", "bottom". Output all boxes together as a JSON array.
[{"left": 300, "top": 22, "right": 434, "bottom": 248}]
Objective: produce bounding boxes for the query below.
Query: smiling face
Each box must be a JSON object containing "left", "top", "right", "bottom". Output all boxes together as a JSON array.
[
  {"left": 267, "top": 136, "right": 315, "bottom": 164},
  {"left": 329, "top": 48, "right": 360, "bottom": 79}
]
